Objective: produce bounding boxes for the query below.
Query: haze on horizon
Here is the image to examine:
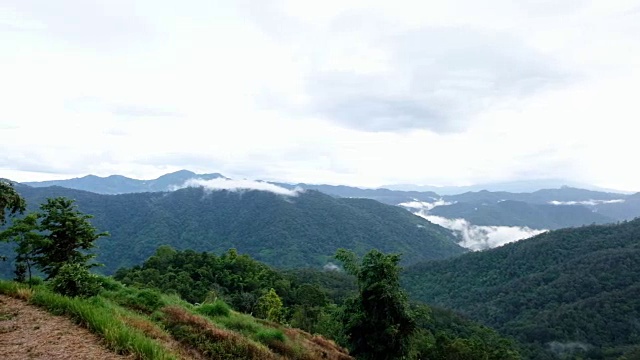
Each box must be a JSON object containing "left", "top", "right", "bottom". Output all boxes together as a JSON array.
[{"left": 2, "top": 1, "right": 639, "bottom": 191}]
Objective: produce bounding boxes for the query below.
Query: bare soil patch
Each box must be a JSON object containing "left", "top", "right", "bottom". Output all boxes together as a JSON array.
[{"left": 0, "top": 294, "right": 131, "bottom": 360}]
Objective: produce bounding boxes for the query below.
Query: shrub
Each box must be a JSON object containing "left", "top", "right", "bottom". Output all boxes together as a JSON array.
[
  {"left": 217, "top": 314, "right": 262, "bottom": 333},
  {"left": 96, "top": 276, "right": 124, "bottom": 291},
  {"left": 197, "top": 300, "right": 231, "bottom": 317},
  {"left": 107, "top": 288, "right": 166, "bottom": 313},
  {"left": 256, "top": 328, "right": 286, "bottom": 344},
  {"left": 49, "top": 263, "right": 102, "bottom": 298},
  {"left": 133, "top": 289, "right": 165, "bottom": 313},
  {"left": 26, "top": 276, "right": 44, "bottom": 286}
]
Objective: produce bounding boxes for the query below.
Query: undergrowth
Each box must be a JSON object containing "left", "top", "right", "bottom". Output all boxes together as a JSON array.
[{"left": 0, "top": 278, "right": 351, "bottom": 360}]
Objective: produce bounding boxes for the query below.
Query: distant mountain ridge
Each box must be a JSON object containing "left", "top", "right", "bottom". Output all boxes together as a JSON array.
[
  {"left": 24, "top": 170, "right": 226, "bottom": 194},
  {"left": 1, "top": 185, "right": 465, "bottom": 276},
  {"left": 385, "top": 179, "right": 635, "bottom": 195},
  {"left": 18, "top": 170, "right": 640, "bottom": 231}
]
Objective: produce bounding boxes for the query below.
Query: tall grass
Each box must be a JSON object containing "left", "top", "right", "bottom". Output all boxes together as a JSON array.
[
  {"left": 0, "top": 279, "right": 352, "bottom": 360},
  {"left": 162, "top": 305, "right": 276, "bottom": 360},
  {"left": 0, "top": 280, "right": 176, "bottom": 360}
]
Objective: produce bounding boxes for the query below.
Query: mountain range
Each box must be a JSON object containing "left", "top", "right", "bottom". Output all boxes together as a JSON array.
[
  {"left": 20, "top": 170, "right": 640, "bottom": 245},
  {"left": 6, "top": 172, "right": 640, "bottom": 359},
  {"left": 2, "top": 183, "right": 464, "bottom": 276}
]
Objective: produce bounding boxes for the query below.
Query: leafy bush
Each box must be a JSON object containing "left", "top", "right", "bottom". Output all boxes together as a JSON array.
[
  {"left": 255, "top": 328, "right": 286, "bottom": 344},
  {"left": 26, "top": 276, "right": 44, "bottom": 286},
  {"left": 106, "top": 287, "right": 166, "bottom": 313},
  {"left": 96, "top": 276, "right": 124, "bottom": 291},
  {"left": 50, "top": 263, "right": 102, "bottom": 298},
  {"left": 197, "top": 300, "right": 231, "bottom": 317},
  {"left": 217, "top": 314, "right": 262, "bottom": 333},
  {"left": 134, "top": 289, "right": 165, "bottom": 313}
]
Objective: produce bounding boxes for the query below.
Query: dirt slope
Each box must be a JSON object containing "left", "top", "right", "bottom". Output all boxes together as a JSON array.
[{"left": 0, "top": 295, "right": 131, "bottom": 360}]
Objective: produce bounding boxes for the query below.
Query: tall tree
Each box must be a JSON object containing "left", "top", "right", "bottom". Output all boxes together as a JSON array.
[
  {"left": 0, "top": 213, "right": 42, "bottom": 282},
  {"left": 256, "top": 288, "right": 284, "bottom": 323},
  {"left": 336, "top": 248, "right": 416, "bottom": 360},
  {"left": 0, "top": 180, "right": 26, "bottom": 225},
  {"left": 34, "top": 197, "right": 108, "bottom": 279},
  {"left": 1, "top": 181, "right": 27, "bottom": 261}
]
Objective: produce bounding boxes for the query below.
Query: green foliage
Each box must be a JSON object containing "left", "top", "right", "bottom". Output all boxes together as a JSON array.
[
  {"left": 102, "top": 287, "right": 167, "bottom": 313},
  {"left": 114, "top": 247, "right": 293, "bottom": 307},
  {"left": 0, "top": 213, "right": 41, "bottom": 282},
  {"left": 410, "top": 304, "right": 521, "bottom": 360},
  {"left": 282, "top": 267, "right": 357, "bottom": 304},
  {"left": 34, "top": 197, "right": 108, "bottom": 279},
  {"left": 403, "top": 219, "right": 640, "bottom": 359},
  {"left": 197, "top": 300, "right": 231, "bottom": 317},
  {"left": 0, "top": 180, "right": 26, "bottom": 226},
  {"left": 115, "top": 245, "right": 520, "bottom": 358},
  {"left": 26, "top": 276, "right": 44, "bottom": 286},
  {"left": 336, "top": 249, "right": 416, "bottom": 360},
  {"left": 255, "top": 328, "right": 286, "bottom": 344},
  {"left": 256, "top": 288, "right": 284, "bottom": 323},
  {"left": 49, "top": 263, "right": 103, "bottom": 298},
  {"left": 216, "top": 312, "right": 263, "bottom": 334}
]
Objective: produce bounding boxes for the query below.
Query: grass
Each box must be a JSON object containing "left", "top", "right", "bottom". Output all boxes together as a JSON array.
[
  {"left": 162, "top": 305, "right": 276, "bottom": 360},
  {"left": 0, "top": 278, "right": 352, "bottom": 360},
  {"left": 196, "top": 300, "right": 231, "bottom": 317},
  {"left": 0, "top": 280, "right": 177, "bottom": 360}
]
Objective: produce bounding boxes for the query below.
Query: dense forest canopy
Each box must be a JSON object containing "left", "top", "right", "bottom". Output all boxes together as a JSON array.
[{"left": 403, "top": 219, "right": 640, "bottom": 359}]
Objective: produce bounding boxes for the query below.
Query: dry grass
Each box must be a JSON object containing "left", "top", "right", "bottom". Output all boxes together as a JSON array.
[
  {"left": 280, "top": 328, "right": 352, "bottom": 360},
  {"left": 119, "top": 314, "right": 208, "bottom": 360},
  {"left": 1, "top": 280, "right": 353, "bottom": 360},
  {"left": 162, "top": 305, "right": 278, "bottom": 359},
  {"left": 121, "top": 315, "right": 170, "bottom": 340},
  {"left": 15, "top": 287, "right": 34, "bottom": 301},
  {"left": 0, "top": 295, "right": 132, "bottom": 360}
]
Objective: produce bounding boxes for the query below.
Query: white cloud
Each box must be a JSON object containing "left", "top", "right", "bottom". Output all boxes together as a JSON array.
[
  {"left": 398, "top": 199, "right": 453, "bottom": 210},
  {"left": 417, "top": 213, "right": 547, "bottom": 250},
  {"left": 177, "top": 178, "right": 302, "bottom": 197},
  {"left": 2, "top": 1, "right": 640, "bottom": 192}
]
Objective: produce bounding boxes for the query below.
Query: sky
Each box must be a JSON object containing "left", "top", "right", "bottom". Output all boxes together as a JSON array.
[{"left": 1, "top": 0, "right": 640, "bottom": 191}]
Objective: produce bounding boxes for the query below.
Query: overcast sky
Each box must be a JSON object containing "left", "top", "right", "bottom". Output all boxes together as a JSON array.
[{"left": 1, "top": 0, "right": 639, "bottom": 190}]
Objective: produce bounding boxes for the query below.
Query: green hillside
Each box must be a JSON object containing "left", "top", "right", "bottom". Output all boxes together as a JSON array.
[
  {"left": 403, "top": 219, "right": 640, "bottom": 359},
  {"left": 112, "top": 246, "right": 522, "bottom": 359},
  {"left": 7, "top": 185, "right": 464, "bottom": 274}
]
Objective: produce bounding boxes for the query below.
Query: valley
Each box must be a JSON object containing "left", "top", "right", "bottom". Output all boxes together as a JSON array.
[{"left": 2, "top": 173, "right": 639, "bottom": 359}]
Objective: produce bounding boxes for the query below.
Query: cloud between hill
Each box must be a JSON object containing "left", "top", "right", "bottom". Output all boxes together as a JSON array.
[
  {"left": 416, "top": 213, "right": 546, "bottom": 250},
  {"left": 176, "top": 178, "right": 302, "bottom": 196}
]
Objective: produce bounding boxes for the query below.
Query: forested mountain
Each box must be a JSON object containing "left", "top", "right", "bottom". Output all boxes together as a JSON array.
[
  {"left": 403, "top": 219, "right": 640, "bottom": 359},
  {"left": 384, "top": 179, "right": 630, "bottom": 195},
  {"left": 429, "top": 200, "right": 614, "bottom": 229},
  {"left": 4, "top": 185, "right": 464, "bottom": 275},
  {"left": 443, "top": 187, "right": 626, "bottom": 205},
  {"left": 24, "top": 170, "right": 226, "bottom": 194},
  {"left": 21, "top": 172, "right": 640, "bottom": 230}
]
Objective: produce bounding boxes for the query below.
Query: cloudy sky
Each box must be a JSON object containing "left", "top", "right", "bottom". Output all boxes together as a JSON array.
[{"left": 1, "top": 0, "right": 639, "bottom": 190}]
